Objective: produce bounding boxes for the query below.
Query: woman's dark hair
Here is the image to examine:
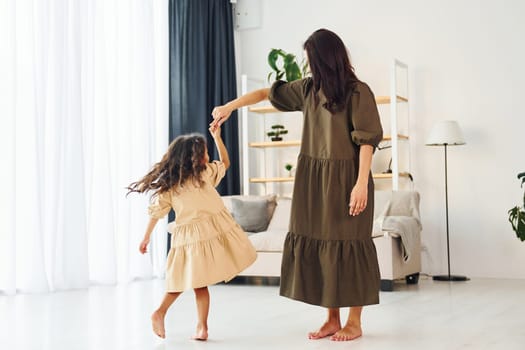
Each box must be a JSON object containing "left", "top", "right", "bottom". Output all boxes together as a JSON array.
[
  {"left": 303, "top": 28, "right": 359, "bottom": 114},
  {"left": 126, "top": 133, "right": 207, "bottom": 197}
]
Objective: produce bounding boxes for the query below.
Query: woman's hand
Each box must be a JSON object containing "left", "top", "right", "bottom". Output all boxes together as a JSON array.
[
  {"left": 139, "top": 237, "right": 150, "bottom": 254},
  {"left": 211, "top": 104, "right": 233, "bottom": 128},
  {"left": 349, "top": 182, "right": 368, "bottom": 216},
  {"left": 210, "top": 88, "right": 270, "bottom": 128}
]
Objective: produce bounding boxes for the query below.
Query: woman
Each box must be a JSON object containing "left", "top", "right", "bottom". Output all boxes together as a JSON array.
[{"left": 211, "top": 28, "right": 383, "bottom": 342}]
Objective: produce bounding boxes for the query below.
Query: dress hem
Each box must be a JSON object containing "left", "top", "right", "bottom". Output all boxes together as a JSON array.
[{"left": 279, "top": 291, "right": 380, "bottom": 308}]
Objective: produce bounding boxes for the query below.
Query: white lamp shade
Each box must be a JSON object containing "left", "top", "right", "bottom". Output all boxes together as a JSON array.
[{"left": 426, "top": 120, "right": 466, "bottom": 146}]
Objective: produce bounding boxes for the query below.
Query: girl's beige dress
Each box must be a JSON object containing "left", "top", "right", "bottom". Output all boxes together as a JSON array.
[{"left": 148, "top": 161, "right": 257, "bottom": 292}]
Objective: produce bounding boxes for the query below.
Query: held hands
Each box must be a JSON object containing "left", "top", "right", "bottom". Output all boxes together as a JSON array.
[
  {"left": 210, "top": 105, "right": 232, "bottom": 128},
  {"left": 349, "top": 182, "right": 368, "bottom": 216},
  {"left": 209, "top": 124, "right": 221, "bottom": 139}
]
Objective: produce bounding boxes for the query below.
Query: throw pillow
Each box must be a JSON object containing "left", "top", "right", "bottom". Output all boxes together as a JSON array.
[{"left": 231, "top": 197, "right": 273, "bottom": 233}]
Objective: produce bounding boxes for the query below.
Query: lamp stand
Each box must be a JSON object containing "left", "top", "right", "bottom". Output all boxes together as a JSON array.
[{"left": 433, "top": 144, "right": 469, "bottom": 282}]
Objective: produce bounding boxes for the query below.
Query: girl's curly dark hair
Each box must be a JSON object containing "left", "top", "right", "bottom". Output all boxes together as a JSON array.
[{"left": 126, "top": 133, "right": 208, "bottom": 198}]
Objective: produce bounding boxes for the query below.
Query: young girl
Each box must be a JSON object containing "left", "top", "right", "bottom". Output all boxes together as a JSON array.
[{"left": 127, "top": 125, "right": 257, "bottom": 340}]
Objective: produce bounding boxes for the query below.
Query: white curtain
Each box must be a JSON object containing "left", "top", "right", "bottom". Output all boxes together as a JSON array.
[{"left": 0, "top": 0, "right": 169, "bottom": 294}]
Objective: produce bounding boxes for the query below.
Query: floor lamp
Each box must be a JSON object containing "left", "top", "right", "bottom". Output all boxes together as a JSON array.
[{"left": 426, "top": 120, "right": 469, "bottom": 282}]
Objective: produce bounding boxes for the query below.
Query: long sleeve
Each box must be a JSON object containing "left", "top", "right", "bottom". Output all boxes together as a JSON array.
[
  {"left": 350, "top": 82, "right": 383, "bottom": 148},
  {"left": 268, "top": 78, "right": 311, "bottom": 112}
]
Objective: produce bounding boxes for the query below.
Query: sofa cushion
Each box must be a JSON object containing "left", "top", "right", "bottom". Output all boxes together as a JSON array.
[
  {"left": 230, "top": 198, "right": 269, "bottom": 233},
  {"left": 266, "top": 197, "right": 292, "bottom": 232},
  {"left": 222, "top": 194, "right": 277, "bottom": 222}
]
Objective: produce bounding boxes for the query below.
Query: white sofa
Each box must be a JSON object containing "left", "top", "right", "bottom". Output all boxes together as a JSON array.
[
  {"left": 372, "top": 190, "right": 422, "bottom": 291},
  {"left": 222, "top": 191, "right": 422, "bottom": 291},
  {"left": 222, "top": 195, "right": 289, "bottom": 277}
]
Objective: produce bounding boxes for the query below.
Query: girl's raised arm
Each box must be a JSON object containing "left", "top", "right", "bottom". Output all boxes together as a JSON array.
[{"left": 209, "top": 125, "right": 230, "bottom": 170}]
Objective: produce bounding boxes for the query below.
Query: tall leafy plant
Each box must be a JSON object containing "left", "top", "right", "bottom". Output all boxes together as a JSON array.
[
  {"left": 267, "top": 49, "right": 308, "bottom": 82},
  {"left": 508, "top": 171, "right": 525, "bottom": 241}
]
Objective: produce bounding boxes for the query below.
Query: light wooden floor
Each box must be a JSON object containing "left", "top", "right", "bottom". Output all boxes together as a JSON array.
[{"left": 1, "top": 276, "right": 524, "bottom": 350}]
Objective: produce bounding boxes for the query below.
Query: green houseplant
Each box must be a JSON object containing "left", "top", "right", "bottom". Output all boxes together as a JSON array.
[
  {"left": 267, "top": 48, "right": 308, "bottom": 82},
  {"left": 285, "top": 163, "right": 293, "bottom": 177},
  {"left": 267, "top": 124, "right": 288, "bottom": 142},
  {"left": 508, "top": 171, "right": 525, "bottom": 241}
]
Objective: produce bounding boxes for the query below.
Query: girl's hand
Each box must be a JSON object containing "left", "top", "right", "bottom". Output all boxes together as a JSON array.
[
  {"left": 211, "top": 105, "right": 232, "bottom": 128},
  {"left": 139, "top": 237, "right": 150, "bottom": 254},
  {"left": 349, "top": 182, "right": 368, "bottom": 216},
  {"left": 209, "top": 124, "right": 221, "bottom": 140}
]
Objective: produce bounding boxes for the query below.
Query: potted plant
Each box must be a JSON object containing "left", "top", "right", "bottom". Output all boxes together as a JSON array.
[
  {"left": 267, "top": 124, "right": 288, "bottom": 142},
  {"left": 267, "top": 48, "right": 308, "bottom": 82},
  {"left": 508, "top": 171, "right": 525, "bottom": 241},
  {"left": 284, "top": 163, "right": 294, "bottom": 177}
]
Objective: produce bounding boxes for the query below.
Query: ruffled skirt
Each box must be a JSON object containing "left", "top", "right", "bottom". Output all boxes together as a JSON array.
[
  {"left": 280, "top": 232, "right": 380, "bottom": 307},
  {"left": 279, "top": 154, "right": 380, "bottom": 307},
  {"left": 165, "top": 208, "right": 257, "bottom": 292}
]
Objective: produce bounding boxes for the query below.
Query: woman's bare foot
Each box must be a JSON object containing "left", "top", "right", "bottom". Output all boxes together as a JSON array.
[
  {"left": 330, "top": 322, "right": 362, "bottom": 341},
  {"left": 151, "top": 310, "right": 166, "bottom": 338},
  {"left": 191, "top": 324, "right": 208, "bottom": 341},
  {"left": 308, "top": 320, "right": 342, "bottom": 340}
]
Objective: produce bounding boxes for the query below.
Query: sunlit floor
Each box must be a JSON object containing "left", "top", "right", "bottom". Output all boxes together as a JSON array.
[{"left": 1, "top": 276, "right": 524, "bottom": 350}]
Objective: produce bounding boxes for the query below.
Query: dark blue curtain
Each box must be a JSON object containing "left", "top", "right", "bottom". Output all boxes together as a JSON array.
[{"left": 169, "top": 0, "right": 240, "bottom": 196}]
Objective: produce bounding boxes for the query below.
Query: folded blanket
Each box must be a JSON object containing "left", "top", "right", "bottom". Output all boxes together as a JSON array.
[
  {"left": 374, "top": 191, "right": 422, "bottom": 263},
  {"left": 382, "top": 216, "right": 421, "bottom": 262}
]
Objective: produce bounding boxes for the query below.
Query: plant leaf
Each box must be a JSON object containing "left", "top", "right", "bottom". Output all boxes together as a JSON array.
[
  {"left": 518, "top": 171, "right": 525, "bottom": 187},
  {"left": 267, "top": 49, "right": 280, "bottom": 72},
  {"left": 286, "top": 62, "right": 302, "bottom": 81},
  {"left": 268, "top": 48, "right": 307, "bottom": 82},
  {"left": 508, "top": 206, "right": 525, "bottom": 241},
  {"left": 267, "top": 72, "right": 274, "bottom": 83},
  {"left": 517, "top": 209, "right": 525, "bottom": 241},
  {"left": 283, "top": 53, "right": 296, "bottom": 65}
]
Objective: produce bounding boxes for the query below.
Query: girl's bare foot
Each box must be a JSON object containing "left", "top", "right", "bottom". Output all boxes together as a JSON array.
[
  {"left": 191, "top": 324, "right": 208, "bottom": 341},
  {"left": 151, "top": 310, "right": 166, "bottom": 338},
  {"left": 308, "top": 320, "right": 342, "bottom": 340},
  {"left": 330, "top": 322, "right": 362, "bottom": 341}
]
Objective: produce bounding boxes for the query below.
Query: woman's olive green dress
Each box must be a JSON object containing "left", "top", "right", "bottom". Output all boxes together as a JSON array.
[{"left": 269, "top": 78, "right": 383, "bottom": 307}]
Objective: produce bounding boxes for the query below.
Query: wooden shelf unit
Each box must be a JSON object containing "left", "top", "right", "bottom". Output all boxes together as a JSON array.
[
  {"left": 249, "top": 177, "right": 295, "bottom": 183},
  {"left": 249, "top": 135, "right": 407, "bottom": 149},
  {"left": 382, "top": 134, "right": 409, "bottom": 141},
  {"left": 248, "top": 94, "right": 408, "bottom": 114},
  {"left": 248, "top": 105, "right": 281, "bottom": 114},
  {"left": 375, "top": 95, "right": 408, "bottom": 105},
  {"left": 384, "top": 59, "right": 410, "bottom": 190},
  {"left": 372, "top": 172, "right": 411, "bottom": 179},
  {"left": 249, "top": 173, "right": 410, "bottom": 183},
  {"left": 249, "top": 140, "right": 301, "bottom": 148}
]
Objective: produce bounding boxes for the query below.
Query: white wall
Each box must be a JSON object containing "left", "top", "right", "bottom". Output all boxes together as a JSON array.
[{"left": 234, "top": 0, "right": 525, "bottom": 279}]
